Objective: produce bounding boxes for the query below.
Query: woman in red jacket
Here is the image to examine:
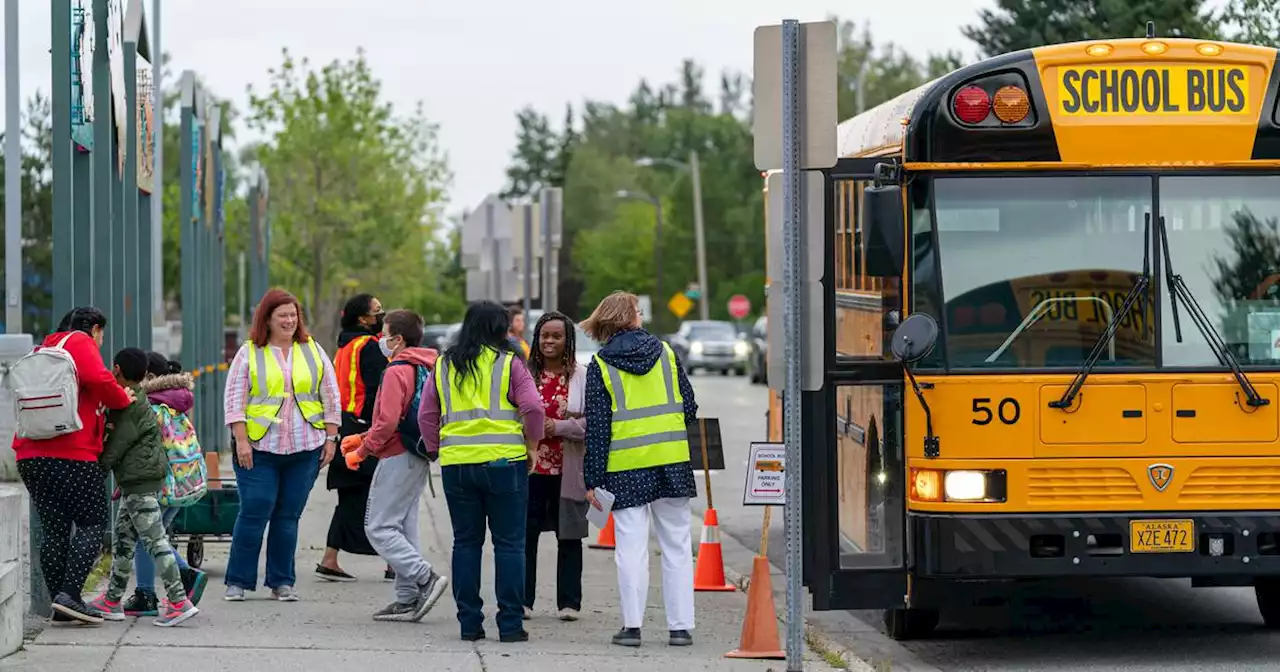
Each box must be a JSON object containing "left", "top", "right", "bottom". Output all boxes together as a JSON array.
[{"left": 14, "top": 307, "right": 134, "bottom": 623}]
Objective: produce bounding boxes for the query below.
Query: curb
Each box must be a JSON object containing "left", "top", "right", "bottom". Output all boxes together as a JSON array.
[{"left": 721, "top": 563, "right": 877, "bottom": 672}]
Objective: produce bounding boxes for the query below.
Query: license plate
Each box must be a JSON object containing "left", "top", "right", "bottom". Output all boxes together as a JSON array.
[{"left": 1129, "top": 519, "right": 1195, "bottom": 553}]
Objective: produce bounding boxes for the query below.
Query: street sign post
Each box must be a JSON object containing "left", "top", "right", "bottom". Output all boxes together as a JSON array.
[
  {"left": 637, "top": 294, "right": 653, "bottom": 324},
  {"left": 754, "top": 18, "right": 837, "bottom": 671},
  {"left": 728, "top": 294, "right": 751, "bottom": 320},
  {"left": 668, "top": 292, "right": 693, "bottom": 319}
]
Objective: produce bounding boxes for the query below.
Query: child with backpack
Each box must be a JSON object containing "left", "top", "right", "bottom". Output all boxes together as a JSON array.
[
  {"left": 89, "top": 348, "right": 199, "bottom": 627},
  {"left": 342, "top": 309, "right": 450, "bottom": 622},
  {"left": 119, "top": 353, "right": 209, "bottom": 617}
]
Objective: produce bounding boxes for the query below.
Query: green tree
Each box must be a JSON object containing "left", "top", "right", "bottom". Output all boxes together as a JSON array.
[
  {"left": 835, "top": 19, "right": 968, "bottom": 120},
  {"left": 0, "top": 93, "right": 55, "bottom": 334},
  {"left": 1222, "top": 0, "right": 1280, "bottom": 46},
  {"left": 246, "top": 48, "right": 451, "bottom": 348},
  {"left": 963, "top": 0, "right": 1220, "bottom": 58}
]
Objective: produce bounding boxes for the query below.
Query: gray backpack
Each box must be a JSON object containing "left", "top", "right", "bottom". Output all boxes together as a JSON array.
[{"left": 8, "top": 334, "right": 82, "bottom": 439}]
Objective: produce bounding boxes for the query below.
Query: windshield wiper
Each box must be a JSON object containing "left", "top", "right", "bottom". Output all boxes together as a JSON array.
[
  {"left": 1158, "top": 216, "right": 1269, "bottom": 408},
  {"left": 1050, "top": 213, "right": 1153, "bottom": 410}
]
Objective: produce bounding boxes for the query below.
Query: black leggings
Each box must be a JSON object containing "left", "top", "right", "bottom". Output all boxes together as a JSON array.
[{"left": 19, "top": 457, "right": 109, "bottom": 602}]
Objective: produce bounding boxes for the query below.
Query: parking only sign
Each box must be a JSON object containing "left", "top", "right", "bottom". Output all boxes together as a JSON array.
[{"left": 744, "top": 442, "right": 787, "bottom": 506}]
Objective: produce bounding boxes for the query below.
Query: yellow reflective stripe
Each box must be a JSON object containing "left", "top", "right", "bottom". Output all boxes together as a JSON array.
[{"left": 437, "top": 348, "right": 525, "bottom": 466}]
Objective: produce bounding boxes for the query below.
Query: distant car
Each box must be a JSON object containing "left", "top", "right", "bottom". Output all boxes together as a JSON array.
[
  {"left": 422, "top": 324, "right": 453, "bottom": 351},
  {"left": 745, "top": 315, "right": 767, "bottom": 384},
  {"left": 669, "top": 320, "right": 749, "bottom": 376},
  {"left": 437, "top": 323, "right": 462, "bottom": 352}
]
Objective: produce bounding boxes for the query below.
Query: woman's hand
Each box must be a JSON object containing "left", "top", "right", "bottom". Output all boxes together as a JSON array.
[
  {"left": 321, "top": 437, "right": 337, "bottom": 467},
  {"left": 235, "top": 438, "right": 253, "bottom": 470},
  {"left": 586, "top": 488, "right": 602, "bottom": 511},
  {"left": 544, "top": 418, "right": 556, "bottom": 437}
]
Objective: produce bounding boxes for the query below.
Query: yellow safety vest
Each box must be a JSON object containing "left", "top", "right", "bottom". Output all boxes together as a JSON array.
[
  {"left": 598, "top": 342, "right": 690, "bottom": 473},
  {"left": 245, "top": 339, "right": 327, "bottom": 442},
  {"left": 434, "top": 348, "right": 526, "bottom": 466}
]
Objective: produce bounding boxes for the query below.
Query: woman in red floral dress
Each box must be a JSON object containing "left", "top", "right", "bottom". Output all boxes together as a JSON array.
[{"left": 523, "top": 311, "right": 589, "bottom": 621}]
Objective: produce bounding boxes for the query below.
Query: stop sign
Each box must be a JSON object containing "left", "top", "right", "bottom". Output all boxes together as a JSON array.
[{"left": 728, "top": 294, "right": 751, "bottom": 319}]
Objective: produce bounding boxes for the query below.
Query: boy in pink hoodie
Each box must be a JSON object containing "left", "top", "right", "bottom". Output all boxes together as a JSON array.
[{"left": 343, "top": 309, "right": 450, "bottom": 622}]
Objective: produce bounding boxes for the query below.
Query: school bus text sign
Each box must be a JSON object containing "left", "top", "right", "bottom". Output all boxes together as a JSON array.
[{"left": 1055, "top": 64, "right": 1253, "bottom": 117}]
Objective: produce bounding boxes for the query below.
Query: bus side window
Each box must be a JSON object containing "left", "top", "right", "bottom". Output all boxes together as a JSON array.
[
  {"left": 835, "top": 179, "right": 858, "bottom": 290},
  {"left": 854, "top": 180, "right": 881, "bottom": 293}
]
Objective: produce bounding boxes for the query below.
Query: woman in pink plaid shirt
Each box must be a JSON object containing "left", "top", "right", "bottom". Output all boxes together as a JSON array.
[{"left": 223, "top": 289, "right": 341, "bottom": 602}]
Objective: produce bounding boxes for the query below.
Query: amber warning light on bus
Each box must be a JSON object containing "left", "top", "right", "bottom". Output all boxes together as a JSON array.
[{"left": 952, "top": 84, "right": 1031, "bottom": 125}]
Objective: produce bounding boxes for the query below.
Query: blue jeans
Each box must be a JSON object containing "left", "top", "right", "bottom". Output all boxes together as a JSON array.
[
  {"left": 442, "top": 461, "right": 528, "bottom": 637},
  {"left": 226, "top": 448, "right": 322, "bottom": 590},
  {"left": 134, "top": 506, "right": 188, "bottom": 593}
]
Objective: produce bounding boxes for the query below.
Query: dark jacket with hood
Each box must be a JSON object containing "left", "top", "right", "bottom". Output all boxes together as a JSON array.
[
  {"left": 329, "top": 327, "right": 388, "bottom": 488},
  {"left": 100, "top": 383, "right": 167, "bottom": 496},
  {"left": 584, "top": 328, "right": 697, "bottom": 510}
]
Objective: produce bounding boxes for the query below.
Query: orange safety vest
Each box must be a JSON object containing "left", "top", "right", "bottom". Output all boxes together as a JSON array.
[{"left": 335, "top": 334, "right": 379, "bottom": 416}]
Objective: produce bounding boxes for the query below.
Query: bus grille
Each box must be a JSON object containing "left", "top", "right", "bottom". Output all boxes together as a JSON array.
[
  {"left": 1027, "top": 467, "right": 1143, "bottom": 505},
  {"left": 1178, "top": 466, "right": 1280, "bottom": 505}
]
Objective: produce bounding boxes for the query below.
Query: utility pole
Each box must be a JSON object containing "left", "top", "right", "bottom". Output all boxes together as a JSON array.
[
  {"left": 522, "top": 203, "right": 533, "bottom": 340},
  {"left": 690, "top": 150, "right": 709, "bottom": 320}
]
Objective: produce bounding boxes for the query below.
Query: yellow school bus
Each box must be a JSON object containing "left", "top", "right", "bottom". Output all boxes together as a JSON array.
[{"left": 784, "top": 34, "right": 1280, "bottom": 639}]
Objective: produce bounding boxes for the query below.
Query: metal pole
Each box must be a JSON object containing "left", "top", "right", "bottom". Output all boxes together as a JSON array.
[
  {"left": 51, "top": 0, "right": 75, "bottom": 326},
  {"left": 690, "top": 150, "right": 709, "bottom": 321},
  {"left": 123, "top": 43, "right": 139, "bottom": 347},
  {"left": 90, "top": 0, "right": 113, "bottom": 358},
  {"left": 542, "top": 194, "right": 552, "bottom": 311},
  {"left": 4, "top": 0, "right": 20, "bottom": 332},
  {"left": 780, "top": 19, "right": 804, "bottom": 672},
  {"left": 151, "top": 0, "right": 163, "bottom": 327},
  {"left": 238, "top": 251, "right": 246, "bottom": 339},
  {"left": 522, "top": 204, "right": 533, "bottom": 340},
  {"left": 653, "top": 197, "right": 663, "bottom": 331}
]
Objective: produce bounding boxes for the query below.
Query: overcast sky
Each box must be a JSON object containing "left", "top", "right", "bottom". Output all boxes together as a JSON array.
[{"left": 1, "top": 0, "right": 1230, "bottom": 216}]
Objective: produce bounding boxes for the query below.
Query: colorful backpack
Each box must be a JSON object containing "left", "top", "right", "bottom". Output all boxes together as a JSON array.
[{"left": 153, "top": 403, "right": 207, "bottom": 507}]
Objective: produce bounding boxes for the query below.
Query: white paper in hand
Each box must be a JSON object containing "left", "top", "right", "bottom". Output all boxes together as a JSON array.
[{"left": 586, "top": 487, "right": 615, "bottom": 530}]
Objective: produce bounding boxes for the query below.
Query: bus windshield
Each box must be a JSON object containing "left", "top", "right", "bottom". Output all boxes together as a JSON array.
[
  {"left": 921, "top": 175, "right": 1280, "bottom": 370},
  {"left": 925, "top": 176, "right": 1156, "bottom": 369}
]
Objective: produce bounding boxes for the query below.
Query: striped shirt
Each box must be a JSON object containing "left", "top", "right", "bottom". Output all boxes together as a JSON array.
[{"left": 224, "top": 341, "right": 341, "bottom": 455}]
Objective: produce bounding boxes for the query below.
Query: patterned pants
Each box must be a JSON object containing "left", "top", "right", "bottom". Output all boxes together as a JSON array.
[{"left": 106, "top": 493, "right": 185, "bottom": 604}]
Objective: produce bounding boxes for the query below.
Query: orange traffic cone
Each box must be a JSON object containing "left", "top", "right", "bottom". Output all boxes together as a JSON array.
[
  {"left": 589, "top": 513, "right": 616, "bottom": 549},
  {"left": 724, "top": 555, "right": 786, "bottom": 659},
  {"left": 694, "top": 508, "right": 736, "bottom": 591}
]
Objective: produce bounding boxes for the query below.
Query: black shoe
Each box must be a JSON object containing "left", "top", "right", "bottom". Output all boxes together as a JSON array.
[
  {"left": 500, "top": 629, "right": 529, "bottom": 643},
  {"left": 51, "top": 592, "right": 103, "bottom": 624},
  {"left": 612, "top": 627, "right": 642, "bottom": 647},
  {"left": 314, "top": 564, "right": 356, "bottom": 582},
  {"left": 669, "top": 629, "right": 693, "bottom": 646},
  {"left": 123, "top": 589, "right": 159, "bottom": 617},
  {"left": 49, "top": 610, "right": 72, "bottom": 623},
  {"left": 461, "top": 629, "right": 487, "bottom": 642}
]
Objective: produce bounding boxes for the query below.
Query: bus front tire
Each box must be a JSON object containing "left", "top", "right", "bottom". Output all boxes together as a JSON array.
[
  {"left": 1256, "top": 579, "right": 1280, "bottom": 628},
  {"left": 883, "top": 607, "right": 939, "bottom": 641}
]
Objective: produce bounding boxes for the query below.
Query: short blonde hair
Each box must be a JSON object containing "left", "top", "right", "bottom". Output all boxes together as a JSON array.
[{"left": 581, "top": 291, "right": 639, "bottom": 343}]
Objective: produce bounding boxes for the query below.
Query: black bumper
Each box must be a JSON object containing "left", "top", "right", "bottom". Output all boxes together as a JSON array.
[{"left": 912, "top": 512, "right": 1280, "bottom": 579}]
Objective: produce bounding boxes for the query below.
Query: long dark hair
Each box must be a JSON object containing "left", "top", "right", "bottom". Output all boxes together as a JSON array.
[
  {"left": 56, "top": 306, "right": 107, "bottom": 335},
  {"left": 529, "top": 311, "right": 576, "bottom": 380},
  {"left": 446, "top": 301, "right": 512, "bottom": 389}
]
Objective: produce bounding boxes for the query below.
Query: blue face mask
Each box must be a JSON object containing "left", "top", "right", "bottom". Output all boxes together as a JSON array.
[{"left": 379, "top": 337, "right": 395, "bottom": 359}]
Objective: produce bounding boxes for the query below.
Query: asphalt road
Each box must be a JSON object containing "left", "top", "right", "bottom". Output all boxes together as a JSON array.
[{"left": 687, "top": 372, "right": 1280, "bottom": 672}]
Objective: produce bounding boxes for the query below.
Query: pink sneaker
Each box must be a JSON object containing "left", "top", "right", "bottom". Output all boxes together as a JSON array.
[
  {"left": 154, "top": 599, "right": 199, "bottom": 627},
  {"left": 87, "top": 595, "right": 125, "bottom": 621}
]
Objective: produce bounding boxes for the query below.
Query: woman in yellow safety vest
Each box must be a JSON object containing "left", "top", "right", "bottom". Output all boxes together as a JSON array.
[
  {"left": 580, "top": 291, "right": 698, "bottom": 649},
  {"left": 222, "top": 289, "right": 341, "bottom": 603},
  {"left": 418, "top": 300, "right": 546, "bottom": 643}
]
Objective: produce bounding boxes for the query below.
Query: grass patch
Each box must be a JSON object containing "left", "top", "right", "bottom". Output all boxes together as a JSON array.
[
  {"left": 805, "top": 628, "right": 850, "bottom": 670},
  {"left": 82, "top": 553, "right": 112, "bottom": 595}
]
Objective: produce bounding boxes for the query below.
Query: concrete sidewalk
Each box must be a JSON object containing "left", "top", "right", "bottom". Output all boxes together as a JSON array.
[{"left": 2, "top": 462, "right": 840, "bottom": 671}]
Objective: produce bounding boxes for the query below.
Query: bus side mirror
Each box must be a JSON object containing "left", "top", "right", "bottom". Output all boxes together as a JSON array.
[
  {"left": 863, "top": 183, "right": 906, "bottom": 278},
  {"left": 890, "top": 313, "right": 938, "bottom": 364}
]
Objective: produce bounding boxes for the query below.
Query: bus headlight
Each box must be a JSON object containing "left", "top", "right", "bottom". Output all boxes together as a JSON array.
[
  {"left": 944, "top": 471, "right": 988, "bottom": 501},
  {"left": 911, "top": 468, "right": 1007, "bottom": 503}
]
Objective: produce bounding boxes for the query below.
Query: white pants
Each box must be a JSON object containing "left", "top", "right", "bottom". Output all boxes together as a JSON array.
[{"left": 613, "top": 497, "right": 695, "bottom": 631}]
